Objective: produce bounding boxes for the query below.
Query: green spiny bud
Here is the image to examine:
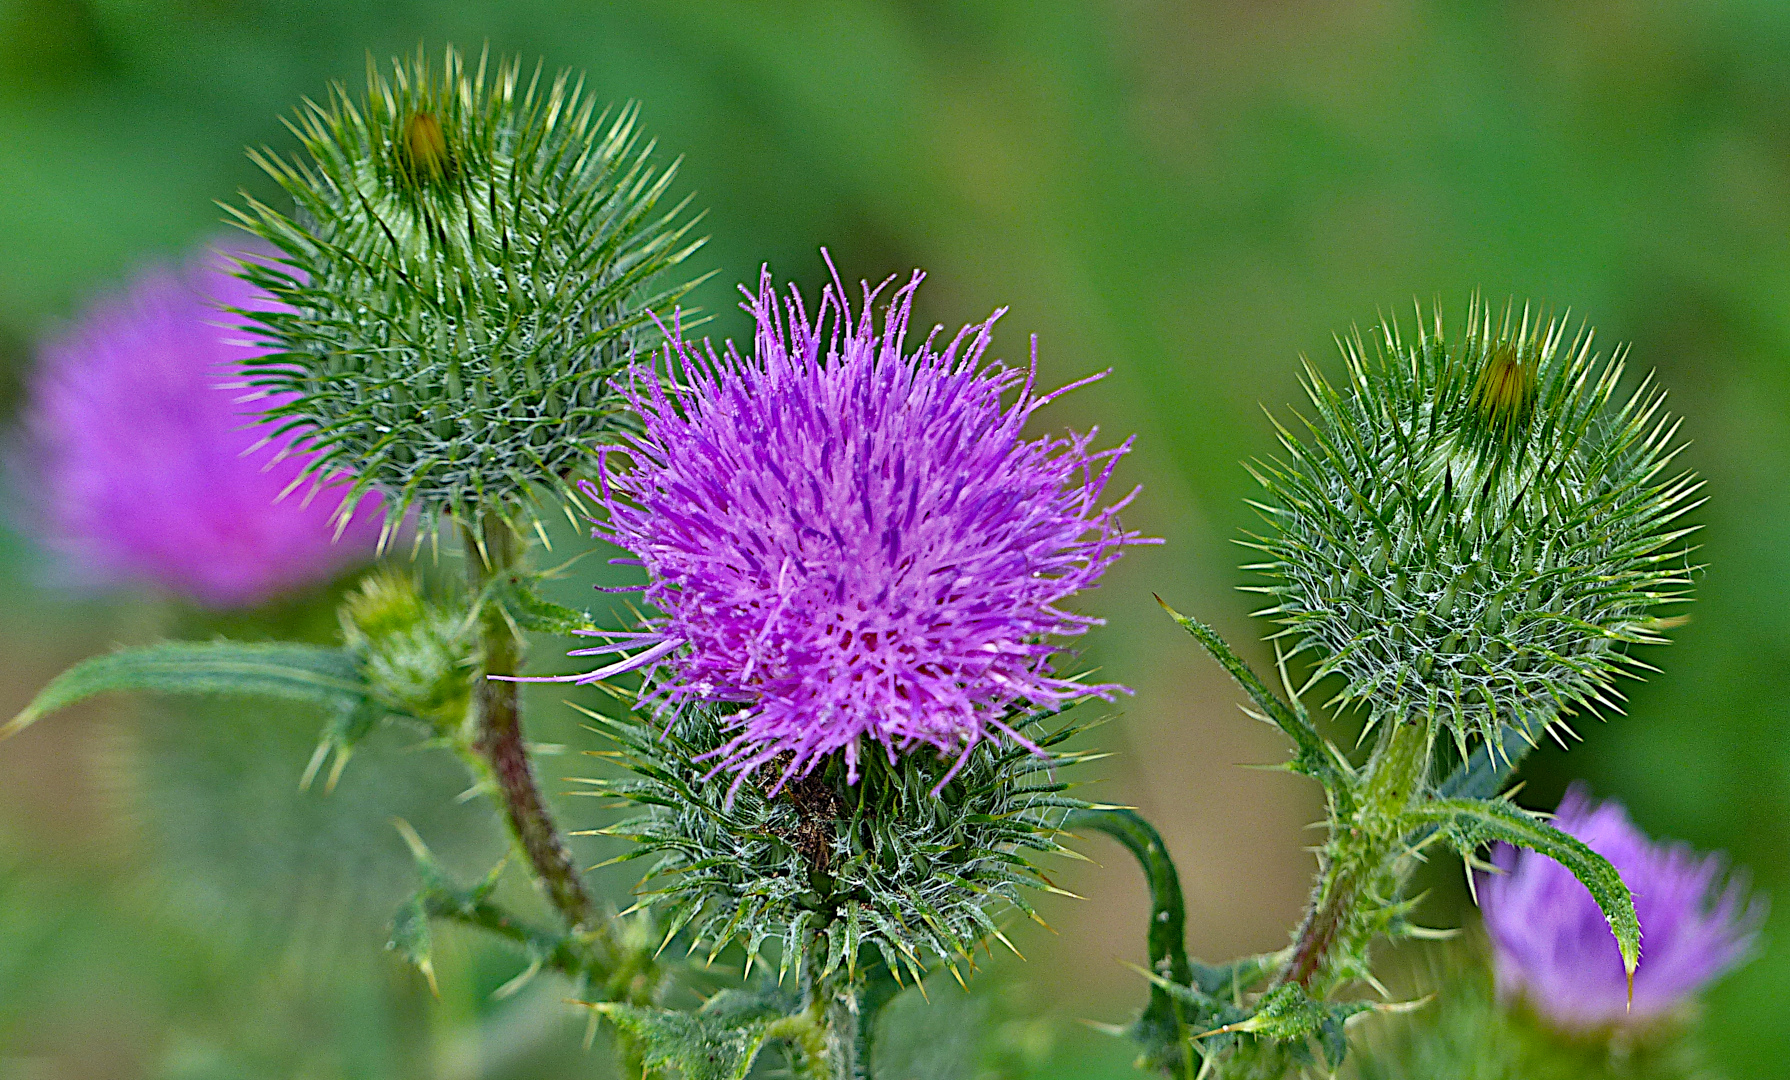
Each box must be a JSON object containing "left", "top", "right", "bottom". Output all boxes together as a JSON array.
[
  {"left": 228, "top": 45, "right": 706, "bottom": 535},
  {"left": 582, "top": 708, "right": 1097, "bottom": 983},
  {"left": 1247, "top": 297, "right": 1700, "bottom": 755},
  {"left": 340, "top": 571, "right": 471, "bottom": 732}
]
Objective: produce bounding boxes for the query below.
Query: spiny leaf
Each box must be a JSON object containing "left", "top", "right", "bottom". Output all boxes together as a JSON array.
[
  {"left": 1155, "top": 598, "right": 1349, "bottom": 799},
  {"left": 387, "top": 894, "right": 437, "bottom": 995},
  {"left": 587, "top": 1002, "right": 772, "bottom": 1080},
  {"left": 1410, "top": 797, "right": 1640, "bottom": 979},
  {"left": 4, "top": 641, "right": 385, "bottom": 740}
]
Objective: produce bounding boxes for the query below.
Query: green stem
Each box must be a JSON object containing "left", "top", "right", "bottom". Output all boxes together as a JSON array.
[
  {"left": 1276, "top": 719, "right": 1429, "bottom": 991},
  {"left": 853, "top": 962, "right": 901, "bottom": 1076},
  {"left": 463, "top": 516, "right": 600, "bottom": 934},
  {"left": 431, "top": 896, "right": 602, "bottom": 980},
  {"left": 795, "top": 937, "right": 861, "bottom": 1080}
]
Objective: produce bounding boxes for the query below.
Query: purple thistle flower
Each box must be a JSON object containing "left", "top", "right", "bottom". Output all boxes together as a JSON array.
[
  {"left": 17, "top": 240, "right": 382, "bottom": 608},
  {"left": 540, "top": 265, "right": 1149, "bottom": 787},
  {"left": 1478, "top": 783, "right": 1762, "bottom": 1030}
]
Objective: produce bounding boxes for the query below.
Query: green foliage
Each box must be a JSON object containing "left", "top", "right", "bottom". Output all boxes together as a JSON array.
[
  {"left": 1347, "top": 948, "right": 1719, "bottom": 1080},
  {"left": 1068, "top": 803, "right": 1410, "bottom": 1078},
  {"left": 384, "top": 819, "right": 613, "bottom": 1002},
  {"left": 2, "top": 639, "right": 383, "bottom": 742},
  {"left": 578, "top": 707, "right": 1098, "bottom": 986},
  {"left": 1244, "top": 298, "right": 1700, "bottom": 755},
  {"left": 587, "top": 1002, "right": 778, "bottom": 1080},
  {"left": 1140, "top": 605, "right": 1644, "bottom": 1078},
  {"left": 1156, "top": 599, "right": 1353, "bottom": 804},
  {"left": 1222, "top": 984, "right": 1378, "bottom": 1071},
  {"left": 1408, "top": 798, "right": 1640, "bottom": 980},
  {"left": 228, "top": 44, "right": 706, "bottom": 533},
  {"left": 1066, "top": 806, "right": 1212, "bottom": 1075},
  {"left": 2, "top": 580, "right": 490, "bottom": 799}
]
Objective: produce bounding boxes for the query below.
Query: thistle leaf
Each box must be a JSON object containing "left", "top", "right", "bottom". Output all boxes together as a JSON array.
[
  {"left": 1065, "top": 806, "right": 1279, "bottom": 1074},
  {"left": 501, "top": 580, "right": 598, "bottom": 635},
  {"left": 1155, "top": 598, "right": 1348, "bottom": 797},
  {"left": 3, "top": 641, "right": 385, "bottom": 740},
  {"left": 1410, "top": 797, "right": 1640, "bottom": 979},
  {"left": 586, "top": 1003, "right": 772, "bottom": 1080},
  {"left": 387, "top": 894, "right": 438, "bottom": 995}
]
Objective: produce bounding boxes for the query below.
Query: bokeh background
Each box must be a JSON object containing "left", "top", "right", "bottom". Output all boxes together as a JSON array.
[{"left": 1, "top": 1, "right": 1787, "bottom": 1076}]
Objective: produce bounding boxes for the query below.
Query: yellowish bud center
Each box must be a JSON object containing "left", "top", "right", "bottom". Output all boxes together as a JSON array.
[{"left": 404, "top": 111, "right": 449, "bottom": 181}]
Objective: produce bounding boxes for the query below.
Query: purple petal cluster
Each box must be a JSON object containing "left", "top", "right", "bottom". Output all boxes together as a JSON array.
[
  {"left": 1479, "top": 783, "right": 1761, "bottom": 1029},
  {"left": 570, "top": 267, "right": 1146, "bottom": 785},
  {"left": 18, "top": 240, "right": 382, "bottom": 608}
]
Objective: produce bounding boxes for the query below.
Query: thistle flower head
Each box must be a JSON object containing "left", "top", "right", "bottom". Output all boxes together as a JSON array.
[
  {"left": 566, "top": 265, "right": 1145, "bottom": 786},
  {"left": 17, "top": 241, "right": 380, "bottom": 608},
  {"left": 228, "top": 45, "right": 704, "bottom": 534},
  {"left": 1248, "top": 298, "right": 1700, "bottom": 753},
  {"left": 1479, "top": 784, "right": 1761, "bottom": 1030}
]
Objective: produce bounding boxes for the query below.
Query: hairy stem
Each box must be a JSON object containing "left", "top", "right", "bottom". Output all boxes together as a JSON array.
[
  {"left": 464, "top": 516, "right": 600, "bottom": 934},
  {"left": 853, "top": 965, "right": 901, "bottom": 1076},
  {"left": 1277, "top": 718, "right": 1429, "bottom": 991},
  {"left": 795, "top": 938, "right": 862, "bottom": 1080}
]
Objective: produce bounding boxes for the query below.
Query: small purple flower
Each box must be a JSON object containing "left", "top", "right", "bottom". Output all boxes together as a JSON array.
[
  {"left": 17, "top": 240, "right": 382, "bottom": 608},
  {"left": 548, "top": 265, "right": 1148, "bottom": 787},
  {"left": 1479, "top": 783, "right": 1762, "bottom": 1029}
]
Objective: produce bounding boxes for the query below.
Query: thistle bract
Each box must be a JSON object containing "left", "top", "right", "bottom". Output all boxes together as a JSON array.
[
  {"left": 229, "top": 46, "right": 703, "bottom": 532},
  {"left": 566, "top": 267, "right": 1144, "bottom": 785},
  {"left": 1480, "top": 784, "right": 1760, "bottom": 1030},
  {"left": 1247, "top": 301, "right": 1699, "bottom": 751},
  {"left": 582, "top": 708, "right": 1097, "bottom": 982},
  {"left": 17, "top": 241, "right": 381, "bottom": 608}
]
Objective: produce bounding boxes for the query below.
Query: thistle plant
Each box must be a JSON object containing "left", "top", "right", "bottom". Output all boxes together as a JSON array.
[
  {"left": 3, "top": 42, "right": 1760, "bottom": 1080},
  {"left": 10, "top": 48, "right": 707, "bottom": 1070},
  {"left": 1349, "top": 785, "right": 1758, "bottom": 1080},
  {"left": 1112, "top": 303, "right": 1707, "bottom": 1078}
]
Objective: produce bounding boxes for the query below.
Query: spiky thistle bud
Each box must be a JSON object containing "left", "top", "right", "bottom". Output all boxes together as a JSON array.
[
  {"left": 1246, "top": 299, "right": 1700, "bottom": 754},
  {"left": 228, "top": 46, "right": 705, "bottom": 534},
  {"left": 581, "top": 708, "right": 1101, "bottom": 984}
]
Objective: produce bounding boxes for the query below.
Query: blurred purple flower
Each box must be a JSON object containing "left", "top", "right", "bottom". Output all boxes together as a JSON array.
[
  {"left": 17, "top": 240, "right": 382, "bottom": 608},
  {"left": 538, "top": 265, "right": 1148, "bottom": 788},
  {"left": 1479, "top": 783, "right": 1762, "bottom": 1029}
]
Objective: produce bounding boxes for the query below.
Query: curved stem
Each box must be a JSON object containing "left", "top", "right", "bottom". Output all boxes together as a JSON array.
[{"left": 464, "top": 516, "right": 600, "bottom": 934}]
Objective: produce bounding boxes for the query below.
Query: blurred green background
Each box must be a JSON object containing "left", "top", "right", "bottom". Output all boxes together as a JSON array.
[{"left": 1, "top": 1, "right": 1787, "bottom": 1076}]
